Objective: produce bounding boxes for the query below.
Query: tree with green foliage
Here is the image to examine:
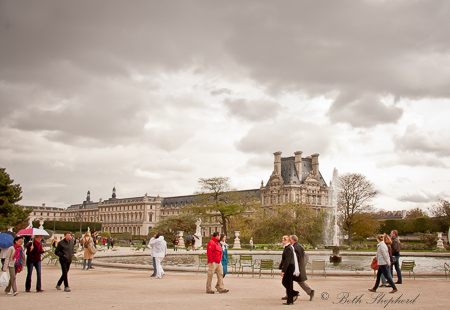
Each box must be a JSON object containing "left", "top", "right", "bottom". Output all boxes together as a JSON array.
[
  {"left": 406, "top": 207, "right": 428, "bottom": 219},
  {"left": 101, "top": 231, "right": 111, "bottom": 238},
  {"left": 184, "top": 177, "right": 259, "bottom": 236},
  {"left": 428, "top": 200, "right": 450, "bottom": 232},
  {"left": 240, "top": 202, "right": 326, "bottom": 247},
  {"left": 152, "top": 214, "right": 197, "bottom": 244},
  {"left": 351, "top": 213, "right": 380, "bottom": 244},
  {"left": 0, "top": 167, "right": 32, "bottom": 230},
  {"left": 338, "top": 173, "right": 378, "bottom": 247}
]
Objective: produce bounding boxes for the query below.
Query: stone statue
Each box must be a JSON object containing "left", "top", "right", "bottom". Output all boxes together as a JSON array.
[
  {"left": 39, "top": 219, "right": 44, "bottom": 230},
  {"left": 195, "top": 218, "right": 202, "bottom": 236},
  {"left": 194, "top": 218, "right": 203, "bottom": 250},
  {"left": 26, "top": 217, "right": 35, "bottom": 229}
]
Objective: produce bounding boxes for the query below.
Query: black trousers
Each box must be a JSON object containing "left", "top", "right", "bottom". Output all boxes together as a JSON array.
[
  {"left": 282, "top": 265, "right": 295, "bottom": 303},
  {"left": 57, "top": 260, "right": 71, "bottom": 288}
]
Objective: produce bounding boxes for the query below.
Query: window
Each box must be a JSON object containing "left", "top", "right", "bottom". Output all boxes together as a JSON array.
[
  {"left": 285, "top": 194, "right": 288, "bottom": 202},
  {"left": 296, "top": 194, "right": 299, "bottom": 202},
  {"left": 278, "top": 195, "right": 280, "bottom": 203}
]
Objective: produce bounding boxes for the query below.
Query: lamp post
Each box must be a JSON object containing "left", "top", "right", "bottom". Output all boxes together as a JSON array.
[
  {"left": 53, "top": 213, "right": 56, "bottom": 235},
  {"left": 78, "top": 213, "right": 83, "bottom": 233},
  {"left": 94, "top": 216, "right": 97, "bottom": 231}
]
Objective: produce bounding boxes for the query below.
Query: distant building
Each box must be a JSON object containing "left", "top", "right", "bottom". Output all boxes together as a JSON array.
[
  {"left": 23, "top": 150, "right": 331, "bottom": 236},
  {"left": 376, "top": 210, "right": 407, "bottom": 220}
]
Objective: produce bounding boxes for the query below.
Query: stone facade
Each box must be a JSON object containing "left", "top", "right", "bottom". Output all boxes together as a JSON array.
[
  {"left": 260, "top": 151, "right": 332, "bottom": 213},
  {"left": 23, "top": 150, "right": 330, "bottom": 236}
]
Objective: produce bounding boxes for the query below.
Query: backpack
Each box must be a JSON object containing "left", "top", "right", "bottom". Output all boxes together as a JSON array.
[{"left": 84, "top": 238, "right": 90, "bottom": 248}]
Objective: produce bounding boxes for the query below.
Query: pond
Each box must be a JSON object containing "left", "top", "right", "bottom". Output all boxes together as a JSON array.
[{"left": 95, "top": 254, "right": 450, "bottom": 272}]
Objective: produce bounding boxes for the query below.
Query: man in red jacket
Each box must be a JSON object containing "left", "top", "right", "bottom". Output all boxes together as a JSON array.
[{"left": 206, "top": 232, "right": 229, "bottom": 294}]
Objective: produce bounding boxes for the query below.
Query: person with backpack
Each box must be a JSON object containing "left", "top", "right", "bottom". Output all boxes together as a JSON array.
[
  {"left": 289, "top": 235, "right": 314, "bottom": 301},
  {"left": 82, "top": 232, "right": 95, "bottom": 270}
]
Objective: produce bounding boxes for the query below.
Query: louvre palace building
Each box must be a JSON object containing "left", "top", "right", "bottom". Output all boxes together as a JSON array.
[{"left": 24, "top": 151, "right": 332, "bottom": 236}]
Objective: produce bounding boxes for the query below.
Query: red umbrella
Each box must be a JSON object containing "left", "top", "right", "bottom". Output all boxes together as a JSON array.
[{"left": 16, "top": 228, "right": 49, "bottom": 236}]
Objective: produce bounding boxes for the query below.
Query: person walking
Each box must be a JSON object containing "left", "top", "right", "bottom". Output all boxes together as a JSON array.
[
  {"left": 279, "top": 235, "right": 296, "bottom": 305},
  {"left": 0, "top": 246, "right": 8, "bottom": 269},
  {"left": 380, "top": 234, "right": 393, "bottom": 287},
  {"left": 289, "top": 235, "right": 314, "bottom": 301},
  {"left": 55, "top": 232, "right": 74, "bottom": 292},
  {"left": 206, "top": 232, "right": 228, "bottom": 294},
  {"left": 82, "top": 232, "right": 95, "bottom": 270},
  {"left": 147, "top": 235, "right": 157, "bottom": 277},
  {"left": 110, "top": 237, "right": 115, "bottom": 249},
  {"left": 106, "top": 237, "right": 111, "bottom": 250},
  {"left": 148, "top": 233, "right": 167, "bottom": 279},
  {"left": 174, "top": 238, "right": 179, "bottom": 252},
  {"left": 220, "top": 234, "right": 228, "bottom": 278},
  {"left": 249, "top": 237, "right": 254, "bottom": 251},
  {"left": 25, "top": 235, "right": 46, "bottom": 292},
  {"left": 390, "top": 230, "right": 402, "bottom": 284},
  {"left": 3, "top": 236, "right": 25, "bottom": 296},
  {"left": 142, "top": 239, "right": 147, "bottom": 252},
  {"left": 368, "top": 235, "right": 398, "bottom": 294}
]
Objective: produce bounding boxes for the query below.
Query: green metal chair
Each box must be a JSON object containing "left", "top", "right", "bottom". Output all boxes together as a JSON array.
[
  {"left": 258, "top": 259, "right": 274, "bottom": 278},
  {"left": 197, "top": 254, "right": 208, "bottom": 274},
  {"left": 311, "top": 259, "right": 326, "bottom": 278},
  {"left": 238, "top": 255, "right": 255, "bottom": 277},
  {"left": 444, "top": 262, "right": 450, "bottom": 279},
  {"left": 401, "top": 260, "right": 416, "bottom": 279},
  {"left": 227, "top": 254, "right": 238, "bottom": 275}
]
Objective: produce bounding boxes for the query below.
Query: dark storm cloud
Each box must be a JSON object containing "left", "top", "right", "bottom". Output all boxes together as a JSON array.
[
  {"left": 394, "top": 125, "right": 450, "bottom": 157},
  {"left": 223, "top": 98, "right": 281, "bottom": 121}
]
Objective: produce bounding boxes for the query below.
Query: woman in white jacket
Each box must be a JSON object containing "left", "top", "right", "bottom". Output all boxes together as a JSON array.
[
  {"left": 368, "top": 235, "right": 398, "bottom": 294},
  {"left": 149, "top": 234, "right": 167, "bottom": 279}
]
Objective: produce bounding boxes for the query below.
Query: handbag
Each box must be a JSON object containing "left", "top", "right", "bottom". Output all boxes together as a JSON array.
[
  {"left": 371, "top": 257, "right": 379, "bottom": 270},
  {"left": 391, "top": 256, "right": 397, "bottom": 264},
  {"left": 0, "top": 272, "right": 9, "bottom": 287},
  {"left": 88, "top": 242, "right": 97, "bottom": 255}
]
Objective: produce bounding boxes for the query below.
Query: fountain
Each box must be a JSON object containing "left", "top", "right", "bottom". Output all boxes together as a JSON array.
[{"left": 325, "top": 168, "right": 348, "bottom": 263}]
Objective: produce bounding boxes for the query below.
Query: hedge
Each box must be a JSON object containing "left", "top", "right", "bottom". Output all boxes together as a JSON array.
[
  {"left": 31, "top": 220, "right": 102, "bottom": 233},
  {"left": 379, "top": 217, "right": 445, "bottom": 235}
]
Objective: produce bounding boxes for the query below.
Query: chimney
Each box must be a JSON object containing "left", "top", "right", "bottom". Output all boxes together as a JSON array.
[
  {"left": 294, "top": 151, "right": 303, "bottom": 181},
  {"left": 273, "top": 151, "right": 282, "bottom": 175},
  {"left": 311, "top": 153, "right": 319, "bottom": 177},
  {"left": 42, "top": 203, "right": 45, "bottom": 207}
]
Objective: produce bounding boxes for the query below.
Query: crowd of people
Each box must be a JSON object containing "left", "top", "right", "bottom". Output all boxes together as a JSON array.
[{"left": 1, "top": 229, "right": 404, "bottom": 302}]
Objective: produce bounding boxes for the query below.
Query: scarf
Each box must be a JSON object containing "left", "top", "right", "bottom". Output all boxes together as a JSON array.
[
  {"left": 291, "top": 245, "right": 300, "bottom": 277},
  {"left": 34, "top": 239, "right": 43, "bottom": 253},
  {"left": 220, "top": 241, "right": 228, "bottom": 251},
  {"left": 12, "top": 244, "right": 23, "bottom": 267}
]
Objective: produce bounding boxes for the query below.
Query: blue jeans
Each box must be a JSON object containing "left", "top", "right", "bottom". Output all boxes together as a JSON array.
[
  {"left": 152, "top": 257, "right": 157, "bottom": 276},
  {"left": 373, "top": 265, "right": 397, "bottom": 290},
  {"left": 83, "top": 259, "right": 92, "bottom": 269},
  {"left": 390, "top": 254, "right": 402, "bottom": 284},
  {"left": 25, "top": 261, "right": 42, "bottom": 291}
]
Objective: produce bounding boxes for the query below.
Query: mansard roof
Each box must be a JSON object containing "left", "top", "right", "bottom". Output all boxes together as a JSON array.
[{"left": 279, "top": 156, "right": 328, "bottom": 187}]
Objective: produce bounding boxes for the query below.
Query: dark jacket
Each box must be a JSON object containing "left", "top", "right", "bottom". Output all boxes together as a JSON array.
[
  {"left": 55, "top": 238, "right": 75, "bottom": 263},
  {"left": 292, "top": 242, "right": 308, "bottom": 282},
  {"left": 391, "top": 236, "right": 401, "bottom": 255},
  {"left": 279, "top": 244, "right": 295, "bottom": 273},
  {"left": 26, "top": 239, "right": 45, "bottom": 263}
]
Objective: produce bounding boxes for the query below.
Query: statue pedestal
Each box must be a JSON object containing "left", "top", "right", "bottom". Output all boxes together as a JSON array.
[
  {"left": 194, "top": 234, "right": 203, "bottom": 250},
  {"left": 437, "top": 232, "right": 445, "bottom": 249},
  {"left": 178, "top": 231, "right": 185, "bottom": 249},
  {"left": 233, "top": 231, "right": 241, "bottom": 249}
]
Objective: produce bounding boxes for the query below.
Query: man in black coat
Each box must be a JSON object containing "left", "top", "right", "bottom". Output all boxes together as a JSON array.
[
  {"left": 279, "top": 235, "right": 297, "bottom": 305},
  {"left": 290, "top": 235, "right": 315, "bottom": 301},
  {"left": 55, "top": 231, "right": 75, "bottom": 292}
]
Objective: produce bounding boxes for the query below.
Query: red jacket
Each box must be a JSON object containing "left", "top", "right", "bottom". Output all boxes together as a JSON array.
[{"left": 207, "top": 237, "right": 223, "bottom": 264}]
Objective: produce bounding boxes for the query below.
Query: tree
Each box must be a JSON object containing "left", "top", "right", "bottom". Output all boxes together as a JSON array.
[
  {"left": 338, "top": 173, "right": 378, "bottom": 247},
  {"left": 428, "top": 200, "right": 450, "bottom": 232},
  {"left": 153, "top": 214, "right": 197, "bottom": 244},
  {"left": 351, "top": 213, "right": 380, "bottom": 244},
  {"left": 406, "top": 207, "right": 428, "bottom": 219},
  {"left": 239, "top": 202, "right": 326, "bottom": 247},
  {"left": 0, "top": 167, "right": 32, "bottom": 230},
  {"left": 184, "top": 177, "right": 259, "bottom": 236}
]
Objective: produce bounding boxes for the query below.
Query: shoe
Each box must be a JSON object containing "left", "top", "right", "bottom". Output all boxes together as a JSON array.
[
  {"left": 293, "top": 295, "right": 298, "bottom": 302},
  {"left": 368, "top": 289, "right": 376, "bottom": 292},
  {"left": 389, "top": 289, "right": 398, "bottom": 294},
  {"left": 89, "top": 267, "right": 95, "bottom": 269},
  {"left": 206, "top": 290, "right": 215, "bottom": 294},
  {"left": 37, "top": 289, "right": 44, "bottom": 292},
  {"left": 26, "top": 290, "right": 31, "bottom": 293},
  {"left": 64, "top": 287, "right": 71, "bottom": 292},
  {"left": 150, "top": 275, "right": 156, "bottom": 277},
  {"left": 219, "top": 289, "right": 229, "bottom": 294},
  {"left": 309, "top": 290, "right": 315, "bottom": 301},
  {"left": 395, "top": 282, "right": 402, "bottom": 284},
  {"left": 5, "top": 291, "right": 11, "bottom": 295},
  {"left": 281, "top": 296, "right": 288, "bottom": 300},
  {"left": 13, "top": 291, "right": 19, "bottom": 296},
  {"left": 55, "top": 285, "right": 61, "bottom": 291},
  {"left": 282, "top": 302, "right": 294, "bottom": 305},
  {"left": 380, "top": 284, "right": 387, "bottom": 287}
]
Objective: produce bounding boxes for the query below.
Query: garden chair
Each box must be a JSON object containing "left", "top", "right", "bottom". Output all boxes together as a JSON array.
[
  {"left": 238, "top": 255, "right": 255, "bottom": 277},
  {"left": 400, "top": 260, "right": 416, "bottom": 279},
  {"left": 445, "top": 262, "right": 450, "bottom": 279},
  {"left": 227, "top": 254, "right": 238, "bottom": 275},
  {"left": 197, "top": 254, "right": 208, "bottom": 274},
  {"left": 258, "top": 259, "right": 274, "bottom": 278},
  {"left": 311, "top": 259, "right": 326, "bottom": 278}
]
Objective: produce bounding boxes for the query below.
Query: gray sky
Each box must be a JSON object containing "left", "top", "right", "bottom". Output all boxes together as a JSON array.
[{"left": 1, "top": 0, "right": 449, "bottom": 211}]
